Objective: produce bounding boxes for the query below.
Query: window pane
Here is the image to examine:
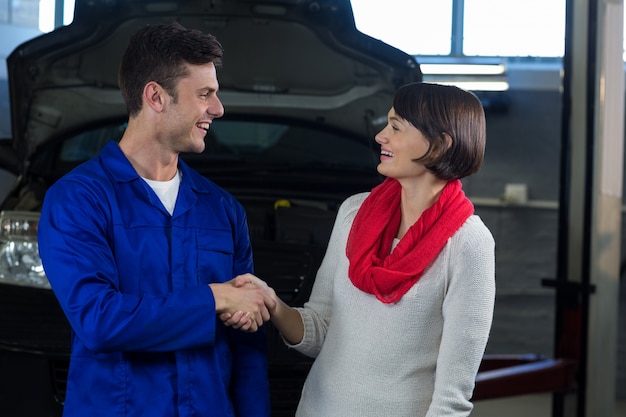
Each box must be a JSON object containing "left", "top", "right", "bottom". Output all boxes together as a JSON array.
[
  {"left": 64, "top": 0, "right": 75, "bottom": 25},
  {"left": 0, "top": 0, "right": 8, "bottom": 24},
  {"left": 10, "top": 0, "right": 40, "bottom": 29},
  {"left": 464, "top": 0, "right": 565, "bottom": 57},
  {"left": 350, "top": 0, "right": 453, "bottom": 55}
]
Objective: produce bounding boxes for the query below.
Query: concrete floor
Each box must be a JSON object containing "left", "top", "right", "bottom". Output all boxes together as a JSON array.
[{"left": 472, "top": 394, "right": 626, "bottom": 417}]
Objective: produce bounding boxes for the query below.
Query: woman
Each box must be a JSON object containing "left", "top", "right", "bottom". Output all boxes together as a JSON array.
[{"left": 227, "top": 82, "right": 495, "bottom": 416}]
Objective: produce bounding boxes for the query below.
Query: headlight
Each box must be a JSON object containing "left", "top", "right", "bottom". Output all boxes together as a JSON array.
[{"left": 0, "top": 210, "right": 50, "bottom": 289}]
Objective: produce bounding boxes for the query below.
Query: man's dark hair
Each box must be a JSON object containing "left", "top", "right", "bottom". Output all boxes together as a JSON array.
[{"left": 118, "top": 21, "right": 224, "bottom": 117}]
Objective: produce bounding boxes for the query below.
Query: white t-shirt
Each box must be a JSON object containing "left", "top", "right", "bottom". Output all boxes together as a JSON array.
[{"left": 142, "top": 170, "right": 181, "bottom": 215}]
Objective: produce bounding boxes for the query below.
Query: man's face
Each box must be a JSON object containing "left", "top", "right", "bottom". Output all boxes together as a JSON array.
[{"left": 161, "top": 62, "right": 224, "bottom": 154}]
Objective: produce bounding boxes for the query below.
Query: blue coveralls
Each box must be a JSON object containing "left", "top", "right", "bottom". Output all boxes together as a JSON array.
[{"left": 38, "top": 142, "right": 270, "bottom": 417}]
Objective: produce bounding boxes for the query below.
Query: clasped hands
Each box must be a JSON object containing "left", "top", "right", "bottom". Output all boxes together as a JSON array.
[{"left": 215, "top": 273, "right": 277, "bottom": 333}]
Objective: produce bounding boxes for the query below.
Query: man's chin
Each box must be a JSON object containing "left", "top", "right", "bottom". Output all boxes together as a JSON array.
[{"left": 181, "top": 138, "right": 206, "bottom": 154}]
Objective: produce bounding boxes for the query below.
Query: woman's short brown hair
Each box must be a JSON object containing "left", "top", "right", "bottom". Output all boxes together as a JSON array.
[{"left": 392, "top": 82, "right": 486, "bottom": 180}]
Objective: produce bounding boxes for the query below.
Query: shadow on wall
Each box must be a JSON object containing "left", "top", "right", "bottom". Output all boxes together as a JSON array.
[{"left": 1, "top": 80, "right": 9, "bottom": 138}]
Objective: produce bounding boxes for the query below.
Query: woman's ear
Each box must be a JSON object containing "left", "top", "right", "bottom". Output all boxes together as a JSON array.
[
  {"left": 442, "top": 132, "right": 453, "bottom": 152},
  {"left": 429, "top": 132, "right": 453, "bottom": 160}
]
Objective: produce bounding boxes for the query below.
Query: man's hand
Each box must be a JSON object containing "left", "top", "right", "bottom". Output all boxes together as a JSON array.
[
  {"left": 209, "top": 274, "right": 276, "bottom": 332},
  {"left": 218, "top": 274, "right": 278, "bottom": 332}
]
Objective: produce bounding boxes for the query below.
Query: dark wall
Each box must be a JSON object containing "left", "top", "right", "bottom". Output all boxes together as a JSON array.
[
  {"left": 467, "top": 89, "right": 625, "bottom": 399},
  {"left": 471, "top": 90, "right": 563, "bottom": 200}
]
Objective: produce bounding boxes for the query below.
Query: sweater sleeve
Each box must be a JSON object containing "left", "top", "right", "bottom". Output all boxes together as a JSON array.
[
  {"left": 426, "top": 216, "right": 496, "bottom": 417},
  {"left": 287, "top": 193, "right": 368, "bottom": 357}
]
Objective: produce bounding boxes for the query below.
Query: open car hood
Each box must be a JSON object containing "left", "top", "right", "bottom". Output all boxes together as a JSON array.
[{"left": 6, "top": 0, "right": 421, "bottom": 170}]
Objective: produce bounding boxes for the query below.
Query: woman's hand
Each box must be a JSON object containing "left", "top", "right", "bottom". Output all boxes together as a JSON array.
[{"left": 219, "top": 273, "right": 278, "bottom": 332}]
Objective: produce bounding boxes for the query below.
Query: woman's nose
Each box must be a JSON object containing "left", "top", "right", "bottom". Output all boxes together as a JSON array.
[{"left": 374, "top": 127, "right": 387, "bottom": 144}]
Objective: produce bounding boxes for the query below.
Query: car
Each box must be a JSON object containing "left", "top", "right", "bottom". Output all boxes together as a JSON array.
[{"left": 0, "top": 0, "right": 421, "bottom": 415}]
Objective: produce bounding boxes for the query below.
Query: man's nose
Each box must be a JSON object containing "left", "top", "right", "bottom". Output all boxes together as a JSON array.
[{"left": 210, "top": 96, "right": 225, "bottom": 119}]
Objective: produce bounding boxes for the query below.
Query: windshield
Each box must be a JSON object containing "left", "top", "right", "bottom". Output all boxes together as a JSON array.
[{"left": 48, "top": 118, "right": 379, "bottom": 175}]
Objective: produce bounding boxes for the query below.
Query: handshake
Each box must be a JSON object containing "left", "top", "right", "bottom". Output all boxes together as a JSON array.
[{"left": 211, "top": 273, "right": 279, "bottom": 333}]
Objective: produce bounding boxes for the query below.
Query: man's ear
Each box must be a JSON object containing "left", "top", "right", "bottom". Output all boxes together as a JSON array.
[{"left": 143, "top": 81, "right": 166, "bottom": 113}]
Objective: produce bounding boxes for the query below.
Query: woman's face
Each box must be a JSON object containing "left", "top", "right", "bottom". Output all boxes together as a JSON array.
[{"left": 374, "top": 107, "right": 431, "bottom": 180}]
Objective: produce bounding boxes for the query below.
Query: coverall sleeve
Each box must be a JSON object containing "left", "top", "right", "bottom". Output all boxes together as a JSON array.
[{"left": 38, "top": 177, "right": 218, "bottom": 353}]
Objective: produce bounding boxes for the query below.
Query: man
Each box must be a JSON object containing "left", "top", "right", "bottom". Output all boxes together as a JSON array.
[{"left": 38, "top": 22, "right": 273, "bottom": 417}]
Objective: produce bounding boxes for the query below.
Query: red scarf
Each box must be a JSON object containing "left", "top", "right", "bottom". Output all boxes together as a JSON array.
[{"left": 346, "top": 178, "right": 474, "bottom": 304}]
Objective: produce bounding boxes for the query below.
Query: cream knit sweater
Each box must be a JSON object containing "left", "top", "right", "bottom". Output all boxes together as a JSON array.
[{"left": 287, "top": 192, "right": 496, "bottom": 417}]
